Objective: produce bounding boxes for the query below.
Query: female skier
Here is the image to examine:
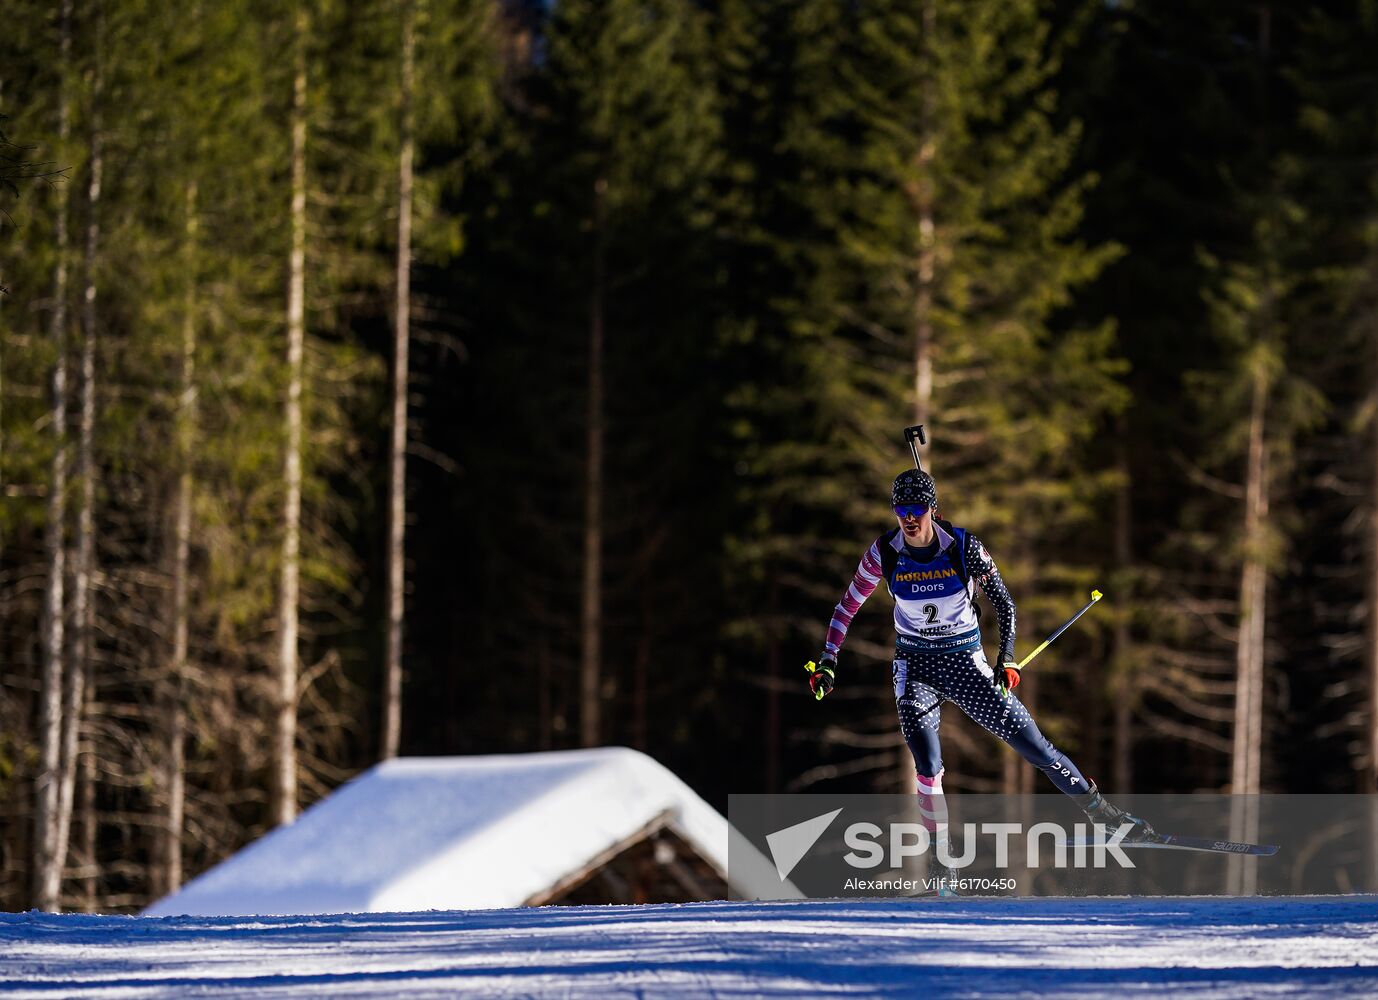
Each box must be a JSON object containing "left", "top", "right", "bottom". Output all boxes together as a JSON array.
[{"left": 808, "top": 468, "right": 1153, "bottom": 852}]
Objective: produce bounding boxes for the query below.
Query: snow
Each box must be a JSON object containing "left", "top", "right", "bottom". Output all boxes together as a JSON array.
[
  {"left": 5, "top": 896, "right": 1378, "bottom": 998},
  {"left": 145, "top": 748, "right": 787, "bottom": 916}
]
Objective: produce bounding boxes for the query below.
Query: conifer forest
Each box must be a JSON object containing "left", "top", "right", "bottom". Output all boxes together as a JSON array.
[{"left": 2, "top": 0, "right": 1378, "bottom": 912}]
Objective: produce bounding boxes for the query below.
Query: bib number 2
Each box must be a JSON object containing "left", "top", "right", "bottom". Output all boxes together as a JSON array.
[{"left": 922, "top": 603, "right": 939, "bottom": 625}]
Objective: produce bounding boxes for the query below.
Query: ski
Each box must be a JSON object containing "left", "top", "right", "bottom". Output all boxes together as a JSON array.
[
  {"left": 1135, "top": 833, "right": 1279, "bottom": 856},
  {"left": 905, "top": 883, "right": 960, "bottom": 899},
  {"left": 1061, "top": 833, "right": 1279, "bottom": 856}
]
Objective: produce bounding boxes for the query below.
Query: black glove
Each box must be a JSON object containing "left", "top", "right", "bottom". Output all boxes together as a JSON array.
[{"left": 806, "top": 655, "right": 836, "bottom": 701}]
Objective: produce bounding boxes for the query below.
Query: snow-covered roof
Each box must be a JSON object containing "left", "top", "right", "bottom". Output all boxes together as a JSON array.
[{"left": 146, "top": 746, "right": 789, "bottom": 916}]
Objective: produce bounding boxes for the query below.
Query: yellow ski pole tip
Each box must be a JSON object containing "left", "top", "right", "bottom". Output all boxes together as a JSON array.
[{"left": 1091, "top": 589, "right": 1103, "bottom": 601}]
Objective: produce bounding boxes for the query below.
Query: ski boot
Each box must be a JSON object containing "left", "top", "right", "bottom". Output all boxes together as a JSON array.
[
  {"left": 931, "top": 860, "right": 963, "bottom": 897},
  {"left": 910, "top": 859, "right": 963, "bottom": 898},
  {"left": 1078, "top": 783, "right": 1158, "bottom": 844}
]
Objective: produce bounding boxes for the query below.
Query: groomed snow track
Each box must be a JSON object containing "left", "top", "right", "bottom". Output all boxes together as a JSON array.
[{"left": 4, "top": 896, "right": 1378, "bottom": 998}]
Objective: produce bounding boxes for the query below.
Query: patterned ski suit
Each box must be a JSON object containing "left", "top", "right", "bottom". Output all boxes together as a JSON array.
[{"left": 825, "top": 521, "right": 1088, "bottom": 797}]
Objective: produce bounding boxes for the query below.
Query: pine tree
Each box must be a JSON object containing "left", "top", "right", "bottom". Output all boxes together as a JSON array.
[
  {"left": 1055, "top": 0, "right": 1303, "bottom": 795},
  {"left": 381, "top": 0, "right": 416, "bottom": 763},
  {"left": 1279, "top": 0, "right": 1378, "bottom": 884},
  {"left": 727, "top": 0, "right": 1124, "bottom": 794},
  {"left": 709, "top": 0, "right": 862, "bottom": 791},
  {"left": 1287, "top": 0, "right": 1378, "bottom": 792},
  {"left": 31, "top": 0, "right": 74, "bottom": 913},
  {"left": 381, "top": 0, "right": 499, "bottom": 760},
  {"left": 535, "top": 0, "right": 722, "bottom": 748}
]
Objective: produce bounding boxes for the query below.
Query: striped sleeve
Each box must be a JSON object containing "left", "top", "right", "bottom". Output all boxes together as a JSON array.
[{"left": 823, "top": 538, "right": 885, "bottom": 658}]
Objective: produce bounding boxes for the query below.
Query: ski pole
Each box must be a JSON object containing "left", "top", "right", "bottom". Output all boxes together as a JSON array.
[{"left": 1017, "top": 589, "right": 1103, "bottom": 670}]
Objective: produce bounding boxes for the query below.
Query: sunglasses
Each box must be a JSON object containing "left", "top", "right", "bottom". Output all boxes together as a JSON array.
[{"left": 893, "top": 504, "right": 930, "bottom": 519}]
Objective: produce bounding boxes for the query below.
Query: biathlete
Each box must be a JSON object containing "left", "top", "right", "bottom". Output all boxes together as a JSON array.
[{"left": 808, "top": 468, "right": 1153, "bottom": 848}]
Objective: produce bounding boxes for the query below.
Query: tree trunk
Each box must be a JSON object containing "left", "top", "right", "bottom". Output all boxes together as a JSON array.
[
  {"left": 910, "top": 0, "right": 936, "bottom": 444},
  {"left": 1228, "top": 364, "right": 1268, "bottom": 894},
  {"left": 59, "top": 63, "right": 102, "bottom": 882},
  {"left": 160, "top": 182, "right": 198, "bottom": 896},
  {"left": 1367, "top": 277, "right": 1378, "bottom": 889},
  {"left": 765, "top": 580, "right": 780, "bottom": 792},
  {"left": 33, "top": 0, "right": 74, "bottom": 912},
  {"left": 1112, "top": 438, "right": 1134, "bottom": 792},
  {"left": 1228, "top": 3, "right": 1275, "bottom": 896},
  {"left": 53, "top": 35, "right": 103, "bottom": 910},
  {"left": 382, "top": 0, "right": 416, "bottom": 762},
  {"left": 538, "top": 633, "right": 551, "bottom": 749},
  {"left": 275, "top": 4, "right": 308, "bottom": 827},
  {"left": 634, "top": 620, "right": 649, "bottom": 752},
  {"left": 580, "top": 175, "right": 607, "bottom": 748},
  {"left": 77, "top": 686, "right": 96, "bottom": 912},
  {"left": 899, "top": 0, "right": 937, "bottom": 796},
  {"left": 912, "top": 165, "right": 934, "bottom": 441}
]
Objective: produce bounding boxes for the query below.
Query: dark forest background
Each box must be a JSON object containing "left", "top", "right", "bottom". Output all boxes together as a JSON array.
[{"left": 2, "top": 0, "right": 1378, "bottom": 912}]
